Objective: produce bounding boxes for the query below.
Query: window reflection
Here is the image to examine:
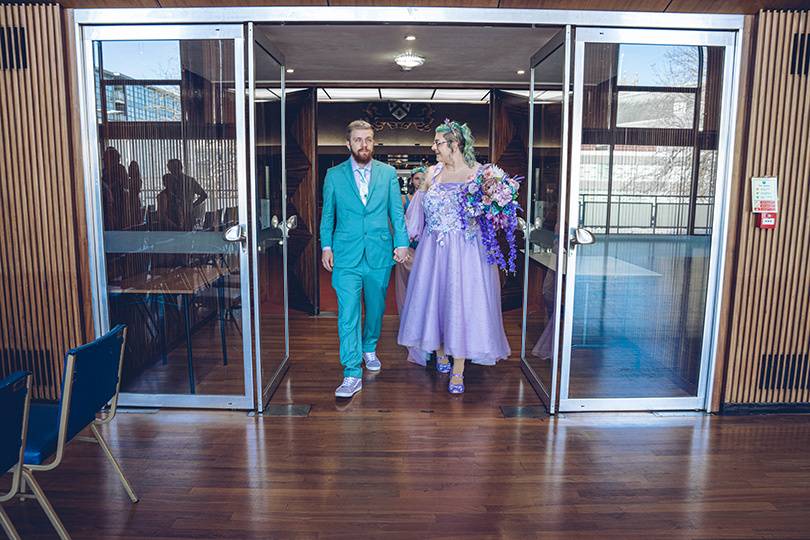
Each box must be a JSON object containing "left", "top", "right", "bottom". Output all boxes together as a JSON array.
[
  {"left": 567, "top": 41, "right": 726, "bottom": 400},
  {"left": 93, "top": 38, "right": 242, "bottom": 396}
]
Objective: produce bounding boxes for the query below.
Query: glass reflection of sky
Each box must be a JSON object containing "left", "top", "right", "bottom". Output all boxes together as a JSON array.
[
  {"left": 99, "top": 41, "right": 181, "bottom": 81},
  {"left": 618, "top": 44, "right": 698, "bottom": 87}
]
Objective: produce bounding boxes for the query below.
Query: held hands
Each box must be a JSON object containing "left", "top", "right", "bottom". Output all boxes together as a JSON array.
[
  {"left": 322, "top": 249, "right": 334, "bottom": 272},
  {"left": 324, "top": 248, "right": 409, "bottom": 269},
  {"left": 393, "top": 247, "right": 410, "bottom": 264}
]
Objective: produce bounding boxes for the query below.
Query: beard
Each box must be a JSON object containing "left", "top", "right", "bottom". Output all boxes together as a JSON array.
[{"left": 351, "top": 147, "right": 373, "bottom": 165}]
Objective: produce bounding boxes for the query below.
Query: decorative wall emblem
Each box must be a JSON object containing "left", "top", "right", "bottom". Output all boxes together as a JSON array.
[
  {"left": 389, "top": 102, "right": 411, "bottom": 120},
  {"left": 364, "top": 102, "right": 435, "bottom": 132}
]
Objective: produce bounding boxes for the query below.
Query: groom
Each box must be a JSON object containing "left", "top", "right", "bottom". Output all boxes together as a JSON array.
[{"left": 320, "top": 120, "right": 410, "bottom": 398}]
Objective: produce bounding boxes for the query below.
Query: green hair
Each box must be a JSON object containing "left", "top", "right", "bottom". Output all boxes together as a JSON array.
[
  {"left": 410, "top": 166, "right": 427, "bottom": 177},
  {"left": 436, "top": 119, "right": 476, "bottom": 167}
]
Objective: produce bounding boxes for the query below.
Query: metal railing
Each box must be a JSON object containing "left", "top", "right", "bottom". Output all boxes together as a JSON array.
[{"left": 579, "top": 193, "right": 714, "bottom": 234}]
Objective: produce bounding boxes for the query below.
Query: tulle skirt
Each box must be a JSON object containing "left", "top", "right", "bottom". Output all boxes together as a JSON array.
[{"left": 397, "top": 230, "right": 510, "bottom": 365}]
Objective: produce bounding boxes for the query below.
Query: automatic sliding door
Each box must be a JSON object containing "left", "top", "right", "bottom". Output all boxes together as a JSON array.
[
  {"left": 521, "top": 27, "right": 571, "bottom": 414},
  {"left": 82, "top": 25, "right": 253, "bottom": 408},
  {"left": 249, "top": 26, "right": 291, "bottom": 412},
  {"left": 560, "top": 28, "right": 735, "bottom": 411}
]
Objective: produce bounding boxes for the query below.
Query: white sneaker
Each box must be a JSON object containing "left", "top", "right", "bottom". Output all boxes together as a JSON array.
[
  {"left": 363, "top": 352, "right": 381, "bottom": 372},
  {"left": 335, "top": 376, "right": 362, "bottom": 398}
]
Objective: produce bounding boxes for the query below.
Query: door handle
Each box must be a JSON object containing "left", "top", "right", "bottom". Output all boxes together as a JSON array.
[
  {"left": 517, "top": 216, "right": 542, "bottom": 234},
  {"left": 223, "top": 224, "right": 247, "bottom": 247},
  {"left": 271, "top": 214, "right": 299, "bottom": 237},
  {"left": 570, "top": 227, "right": 596, "bottom": 248}
]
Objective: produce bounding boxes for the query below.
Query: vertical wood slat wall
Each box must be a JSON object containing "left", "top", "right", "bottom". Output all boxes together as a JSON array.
[
  {"left": 0, "top": 3, "right": 89, "bottom": 400},
  {"left": 723, "top": 10, "right": 810, "bottom": 406}
]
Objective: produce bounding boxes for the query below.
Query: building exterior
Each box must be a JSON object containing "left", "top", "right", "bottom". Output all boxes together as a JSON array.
[{"left": 0, "top": 2, "right": 808, "bottom": 414}]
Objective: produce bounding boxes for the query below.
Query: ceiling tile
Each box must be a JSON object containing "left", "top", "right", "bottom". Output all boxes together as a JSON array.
[
  {"left": 257, "top": 25, "right": 558, "bottom": 86},
  {"left": 665, "top": 0, "right": 807, "bottom": 13},
  {"left": 328, "top": 0, "right": 498, "bottom": 6},
  {"left": 59, "top": 0, "right": 159, "bottom": 7},
  {"left": 432, "top": 89, "right": 490, "bottom": 101},
  {"left": 380, "top": 88, "right": 435, "bottom": 100},
  {"left": 321, "top": 88, "right": 381, "bottom": 100},
  {"left": 499, "top": 0, "right": 669, "bottom": 10}
]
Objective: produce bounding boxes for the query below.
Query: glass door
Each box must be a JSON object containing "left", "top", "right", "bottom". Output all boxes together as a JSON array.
[
  {"left": 560, "top": 28, "right": 736, "bottom": 411},
  {"left": 521, "top": 27, "right": 571, "bottom": 414},
  {"left": 248, "top": 25, "right": 291, "bottom": 412},
  {"left": 81, "top": 25, "right": 253, "bottom": 408}
]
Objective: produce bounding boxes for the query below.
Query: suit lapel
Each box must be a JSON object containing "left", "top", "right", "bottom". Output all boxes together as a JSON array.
[
  {"left": 343, "top": 159, "right": 362, "bottom": 205},
  {"left": 366, "top": 160, "right": 381, "bottom": 206}
]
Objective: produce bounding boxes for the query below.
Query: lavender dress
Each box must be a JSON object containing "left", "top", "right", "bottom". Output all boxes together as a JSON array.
[{"left": 397, "top": 164, "right": 511, "bottom": 365}]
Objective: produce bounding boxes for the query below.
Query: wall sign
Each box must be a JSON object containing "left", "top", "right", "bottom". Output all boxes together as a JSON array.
[
  {"left": 751, "top": 176, "right": 778, "bottom": 213},
  {"left": 364, "top": 102, "right": 435, "bottom": 132},
  {"left": 751, "top": 176, "right": 778, "bottom": 230}
]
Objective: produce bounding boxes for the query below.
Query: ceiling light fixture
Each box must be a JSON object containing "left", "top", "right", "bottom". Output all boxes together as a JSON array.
[
  {"left": 517, "top": 69, "right": 526, "bottom": 75},
  {"left": 405, "top": 35, "right": 417, "bottom": 41},
  {"left": 286, "top": 68, "right": 295, "bottom": 73},
  {"left": 394, "top": 51, "right": 426, "bottom": 71}
]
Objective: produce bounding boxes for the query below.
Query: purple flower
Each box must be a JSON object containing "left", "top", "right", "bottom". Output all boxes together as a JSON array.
[{"left": 458, "top": 168, "right": 524, "bottom": 273}]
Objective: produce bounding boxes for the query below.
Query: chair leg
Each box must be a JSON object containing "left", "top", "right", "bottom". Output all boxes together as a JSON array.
[
  {"left": 0, "top": 504, "right": 21, "bottom": 540},
  {"left": 90, "top": 425, "right": 139, "bottom": 503},
  {"left": 20, "top": 469, "right": 71, "bottom": 540}
]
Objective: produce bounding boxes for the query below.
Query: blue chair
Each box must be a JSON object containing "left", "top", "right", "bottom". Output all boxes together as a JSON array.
[
  {"left": 20, "top": 325, "right": 137, "bottom": 539},
  {"left": 0, "top": 371, "right": 65, "bottom": 540},
  {"left": 1, "top": 372, "right": 32, "bottom": 539}
]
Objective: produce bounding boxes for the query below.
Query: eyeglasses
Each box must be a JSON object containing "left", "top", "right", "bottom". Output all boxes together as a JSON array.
[{"left": 432, "top": 140, "right": 448, "bottom": 147}]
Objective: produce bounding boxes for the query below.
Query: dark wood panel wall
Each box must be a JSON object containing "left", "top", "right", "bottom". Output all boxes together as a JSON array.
[
  {"left": 286, "top": 88, "right": 319, "bottom": 314},
  {"left": 0, "top": 3, "right": 90, "bottom": 400},
  {"left": 718, "top": 10, "right": 810, "bottom": 409}
]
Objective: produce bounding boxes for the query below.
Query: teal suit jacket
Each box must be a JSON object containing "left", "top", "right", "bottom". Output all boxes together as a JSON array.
[{"left": 320, "top": 158, "right": 409, "bottom": 269}]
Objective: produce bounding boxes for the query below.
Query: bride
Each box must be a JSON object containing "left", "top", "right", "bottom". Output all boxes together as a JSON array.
[{"left": 397, "top": 120, "right": 511, "bottom": 394}]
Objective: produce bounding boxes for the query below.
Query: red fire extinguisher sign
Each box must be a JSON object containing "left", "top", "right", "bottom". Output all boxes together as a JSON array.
[{"left": 752, "top": 176, "right": 778, "bottom": 230}]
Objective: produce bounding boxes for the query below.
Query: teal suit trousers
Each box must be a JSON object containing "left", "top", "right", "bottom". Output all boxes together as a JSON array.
[{"left": 332, "top": 257, "right": 392, "bottom": 378}]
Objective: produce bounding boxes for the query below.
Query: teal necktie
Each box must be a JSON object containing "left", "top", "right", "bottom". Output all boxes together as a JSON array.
[{"left": 357, "top": 167, "right": 369, "bottom": 205}]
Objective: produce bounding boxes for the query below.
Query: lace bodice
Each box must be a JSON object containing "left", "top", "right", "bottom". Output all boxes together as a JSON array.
[
  {"left": 405, "top": 164, "right": 483, "bottom": 246},
  {"left": 422, "top": 163, "right": 483, "bottom": 245},
  {"left": 424, "top": 182, "right": 466, "bottom": 242}
]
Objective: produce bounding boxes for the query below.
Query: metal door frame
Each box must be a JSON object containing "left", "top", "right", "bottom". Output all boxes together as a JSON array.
[
  {"left": 558, "top": 27, "right": 739, "bottom": 412},
  {"left": 78, "top": 24, "right": 254, "bottom": 409},
  {"left": 248, "top": 24, "right": 291, "bottom": 412},
  {"left": 73, "top": 7, "right": 745, "bottom": 413},
  {"left": 520, "top": 26, "right": 572, "bottom": 415}
]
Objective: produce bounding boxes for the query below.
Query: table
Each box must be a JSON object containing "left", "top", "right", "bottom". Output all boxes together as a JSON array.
[
  {"left": 526, "top": 250, "right": 661, "bottom": 348},
  {"left": 109, "top": 264, "right": 228, "bottom": 394}
]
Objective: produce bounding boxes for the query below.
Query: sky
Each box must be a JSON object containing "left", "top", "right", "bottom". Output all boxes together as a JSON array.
[{"left": 98, "top": 41, "right": 181, "bottom": 80}]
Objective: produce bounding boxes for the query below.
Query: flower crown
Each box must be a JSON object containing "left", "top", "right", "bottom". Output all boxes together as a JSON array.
[{"left": 436, "top": 118, "right": 476, "bottom": 167}]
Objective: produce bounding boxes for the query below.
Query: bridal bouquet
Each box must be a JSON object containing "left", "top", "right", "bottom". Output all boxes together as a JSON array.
[{"left": 459, "top": 164, "right": 523, "bottom": 273}]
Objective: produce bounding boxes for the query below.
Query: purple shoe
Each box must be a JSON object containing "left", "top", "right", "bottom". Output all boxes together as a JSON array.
[
  {"left": 448, "top": 373, "right": 464, "bottom": 394},
  {"left": 436, "top": 355, "right": 452, "bottom": 374}
]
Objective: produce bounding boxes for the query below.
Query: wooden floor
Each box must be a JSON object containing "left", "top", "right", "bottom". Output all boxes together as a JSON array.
[{"left": 4, "top": 329, "right": 810, "bottom": 538}]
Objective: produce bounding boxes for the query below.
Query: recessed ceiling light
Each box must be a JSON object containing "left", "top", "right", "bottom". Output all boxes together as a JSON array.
[
  {"left": 517, "top": 69, "right": 526, "bottom": 75},
  {"left": 286, "top": 68, "right": 295, "bottom": 73},
  {"left": 394, "top": 51, "right": 426, "bottom": 71},
  {"left": 405, "top": 35, "right": 417, "bottom": 41}
]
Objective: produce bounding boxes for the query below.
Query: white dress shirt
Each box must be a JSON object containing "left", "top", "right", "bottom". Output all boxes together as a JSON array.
[{"left": 350, "top": 156, "right": 372, "bottom": 206}]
